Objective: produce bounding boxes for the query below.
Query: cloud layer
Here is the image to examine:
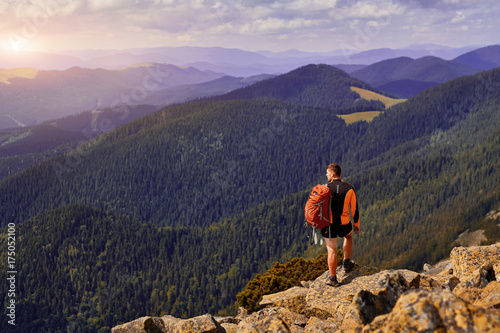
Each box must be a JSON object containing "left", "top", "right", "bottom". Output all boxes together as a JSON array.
[{"left": 1, "top": 0, "right": 498, "bottom": 52}]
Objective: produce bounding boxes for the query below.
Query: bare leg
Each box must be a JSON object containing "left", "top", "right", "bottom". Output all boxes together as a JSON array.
[
  {"left": 343, "top": 231, "right": 353, "bottom": 260},
  {"left": 324, "top": 237, "right": 338, "bottom": 276}
]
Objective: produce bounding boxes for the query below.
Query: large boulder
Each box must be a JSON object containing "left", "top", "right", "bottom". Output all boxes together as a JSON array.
[
  {"left": 304, "top": 268, "right": 416, "bottom": 325},
  {"left": 450, "top": 243, "right": 500, "bottom": 280},
  {"left": 111, "top": 316, "right": 166, "bottom": 333},
  {"left": 362, "top": 289, "right": 500, "bottom": 332},
  {"left": 111, "top": 314, "right": 224, "bottom": 333},
  {"left": 303, "top": 316, "right": 339, "bottom": 332},
  {"left": 340, "top": 290, "right": 394, "bottom": 333},
  {"left": 235, "top": 307, "right": 307, "bottom": 332},
  {"left": 163, "top": 314, "right": 225, "bottom": 333},
  {"left": 260, "top": 286, "right": 309, "bottom": 315},
  {"left": 339, "top": 271, "right": 412, "bottom": 332},
  {"left": 236, "top": 314, "right": 290, "bottom": 332},
  {"left": 452, "top": 262, "right": 500, "bottom": 310}
]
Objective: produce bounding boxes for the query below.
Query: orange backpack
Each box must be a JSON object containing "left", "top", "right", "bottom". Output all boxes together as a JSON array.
[{"left": 304, "top": 184, "right": 331, "bottom": 229}]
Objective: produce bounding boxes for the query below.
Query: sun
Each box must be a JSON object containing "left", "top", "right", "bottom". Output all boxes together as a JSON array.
[
  {"left": 6, "top": 33, "right": 31, "bottom": 53},
  {"left": 11, "top": 42, "right": 22, "bottom": 52}
]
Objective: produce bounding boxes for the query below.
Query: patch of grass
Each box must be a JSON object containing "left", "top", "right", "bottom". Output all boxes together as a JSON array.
[
  {"left": 350, "top": 86, "right": 406, "bottom": 108},
  {"left": 338, "top": 111, "right": 382, "bottom": 124}
]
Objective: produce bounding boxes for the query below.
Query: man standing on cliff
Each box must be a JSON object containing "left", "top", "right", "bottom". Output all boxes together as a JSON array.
[{"left": 323, "top": 163, "right": 360, "bottom": 287}]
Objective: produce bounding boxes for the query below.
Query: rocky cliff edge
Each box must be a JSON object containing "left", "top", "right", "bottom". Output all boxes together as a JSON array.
[{"left": 112, "top": 243, "right": 500, "bottom": 332}]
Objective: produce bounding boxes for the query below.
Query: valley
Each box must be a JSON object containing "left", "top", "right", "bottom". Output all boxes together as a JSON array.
[{"left": 0, "top": 45, "right": 499, "bottom": 332}]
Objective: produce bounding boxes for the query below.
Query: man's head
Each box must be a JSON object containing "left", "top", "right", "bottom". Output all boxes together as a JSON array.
[{"left": 326, "top": 163, "right": 341, "bottom": 181}]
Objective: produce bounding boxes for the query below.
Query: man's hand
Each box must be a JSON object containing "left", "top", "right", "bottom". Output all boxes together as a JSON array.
[{"left": 354, "top": 225, "right": 360, "bottom": 234}]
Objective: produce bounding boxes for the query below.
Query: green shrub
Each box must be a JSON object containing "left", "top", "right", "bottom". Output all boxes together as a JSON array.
[{"left": 236, "top": 251, "right": 343, "bottom": 313}]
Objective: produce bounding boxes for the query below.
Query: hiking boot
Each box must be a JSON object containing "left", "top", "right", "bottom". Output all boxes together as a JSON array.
[
  {"left": 343, "top": 258, "right": 355, "bottom": 272},
  {"left": 326, "top": 275, "right": 340, "bottom": 287}
]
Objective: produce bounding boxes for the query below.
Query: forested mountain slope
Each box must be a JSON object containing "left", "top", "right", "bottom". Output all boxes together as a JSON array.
[
  {"left": 213, "top": 64, "right": 387, "bottom": 112},
  {"left": 1, "top": 67, "right": 498, "bottom": 229},
  {"left": 0, "top": 202, "right": 308, "bottom": 332},
  {"left": 0, "top": 105, "right": 160, "bottom": 181},
  {"left": 0, "top": 64, "right": 393, "bottom": 227},
  {"left": 0, "top": 66, "right": 499, "bottom": 333},
  {"left": 0, "top": 98, "right": 351, "bottom": 226},
  {"left": 0, "top": 73, "right": 272, "bottom": 180}
]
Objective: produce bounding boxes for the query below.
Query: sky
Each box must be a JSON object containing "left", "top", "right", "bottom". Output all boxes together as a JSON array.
[{"left": 0, "top": 0, "right": 499, "bottom": 54}]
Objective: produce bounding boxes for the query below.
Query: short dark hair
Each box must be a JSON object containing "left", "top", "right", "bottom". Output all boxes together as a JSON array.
[{"left": 327, "top": 163, "right": 341, "bottom": 177}]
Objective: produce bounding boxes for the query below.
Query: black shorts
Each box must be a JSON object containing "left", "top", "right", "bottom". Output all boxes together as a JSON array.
[{"left": 321, "top": 222, "right": 353, "bottom": 238}]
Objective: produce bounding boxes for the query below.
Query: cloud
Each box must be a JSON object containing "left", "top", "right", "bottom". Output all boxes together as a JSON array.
[
  {"left": 273, "top": 0, "right": 340, "bottom": 11},
  {"left": 87, "top": 0, "right": 137, "bottom": 11},
  {"left": 395, "top": 0, "right": 497, "bottom": 10},
  {"left": 340, "top": 1, "right": 404, "bottom": 18},
  {"left": 451, "top": 10, "right": 465, "bottom": 23}
]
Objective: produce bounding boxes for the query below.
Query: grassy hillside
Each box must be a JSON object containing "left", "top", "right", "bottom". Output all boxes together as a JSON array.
[
  {"left": 349, "top": 86, "right": 406, "bottom": 108},
  {"left": 338, "top": 111, "right": 381, "bottom": 124},
  {"left": 337, "top": 87, "right": 405, "bottom": 124}
]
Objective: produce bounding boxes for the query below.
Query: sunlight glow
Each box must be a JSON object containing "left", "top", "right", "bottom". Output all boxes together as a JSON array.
[{"left": 7, "top": 33, "right": 30, "bottom": 53}]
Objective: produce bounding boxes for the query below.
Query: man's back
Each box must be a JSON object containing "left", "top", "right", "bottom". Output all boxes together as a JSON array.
[{"left": 327, "top": 179, "right": 359, "bottom": 226}]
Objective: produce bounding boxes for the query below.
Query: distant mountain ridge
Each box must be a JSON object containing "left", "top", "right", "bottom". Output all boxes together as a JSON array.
[
  {"left": 351, "top": 56, "right": 483, "bottom": 98},
  {"left": 0, "top": 64, "right": 270, "bottom": 130},
  {"left": 1, "top": 44, "right": 496, "bottom": 129},
  {"left": 0, "top": 44, "right": 489, "bottom": 74},
  {"left": 453, "top": 44, "right": 500, "bottom": 70}
]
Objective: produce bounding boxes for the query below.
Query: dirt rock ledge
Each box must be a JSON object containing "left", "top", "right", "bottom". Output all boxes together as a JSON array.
[{"left": 112, "top": 243, "right": 500, "bottom": 333}]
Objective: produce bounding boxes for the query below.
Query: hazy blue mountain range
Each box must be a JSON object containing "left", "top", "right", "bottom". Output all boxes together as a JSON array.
[
  {"left": 342, "top": 44, "right": 480, "bottom": 65},
  {"left": 0, "top": 44, "right": 488, "bottom": 74},
  {"left": 1, "top": 44, "right": 497, "bottom": 131},
  {"left": 0, "top": 64, "right": 273, "bottom": 130},
  {"left": 376, "top": 79, "right": 437, "bottom": 99}
]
